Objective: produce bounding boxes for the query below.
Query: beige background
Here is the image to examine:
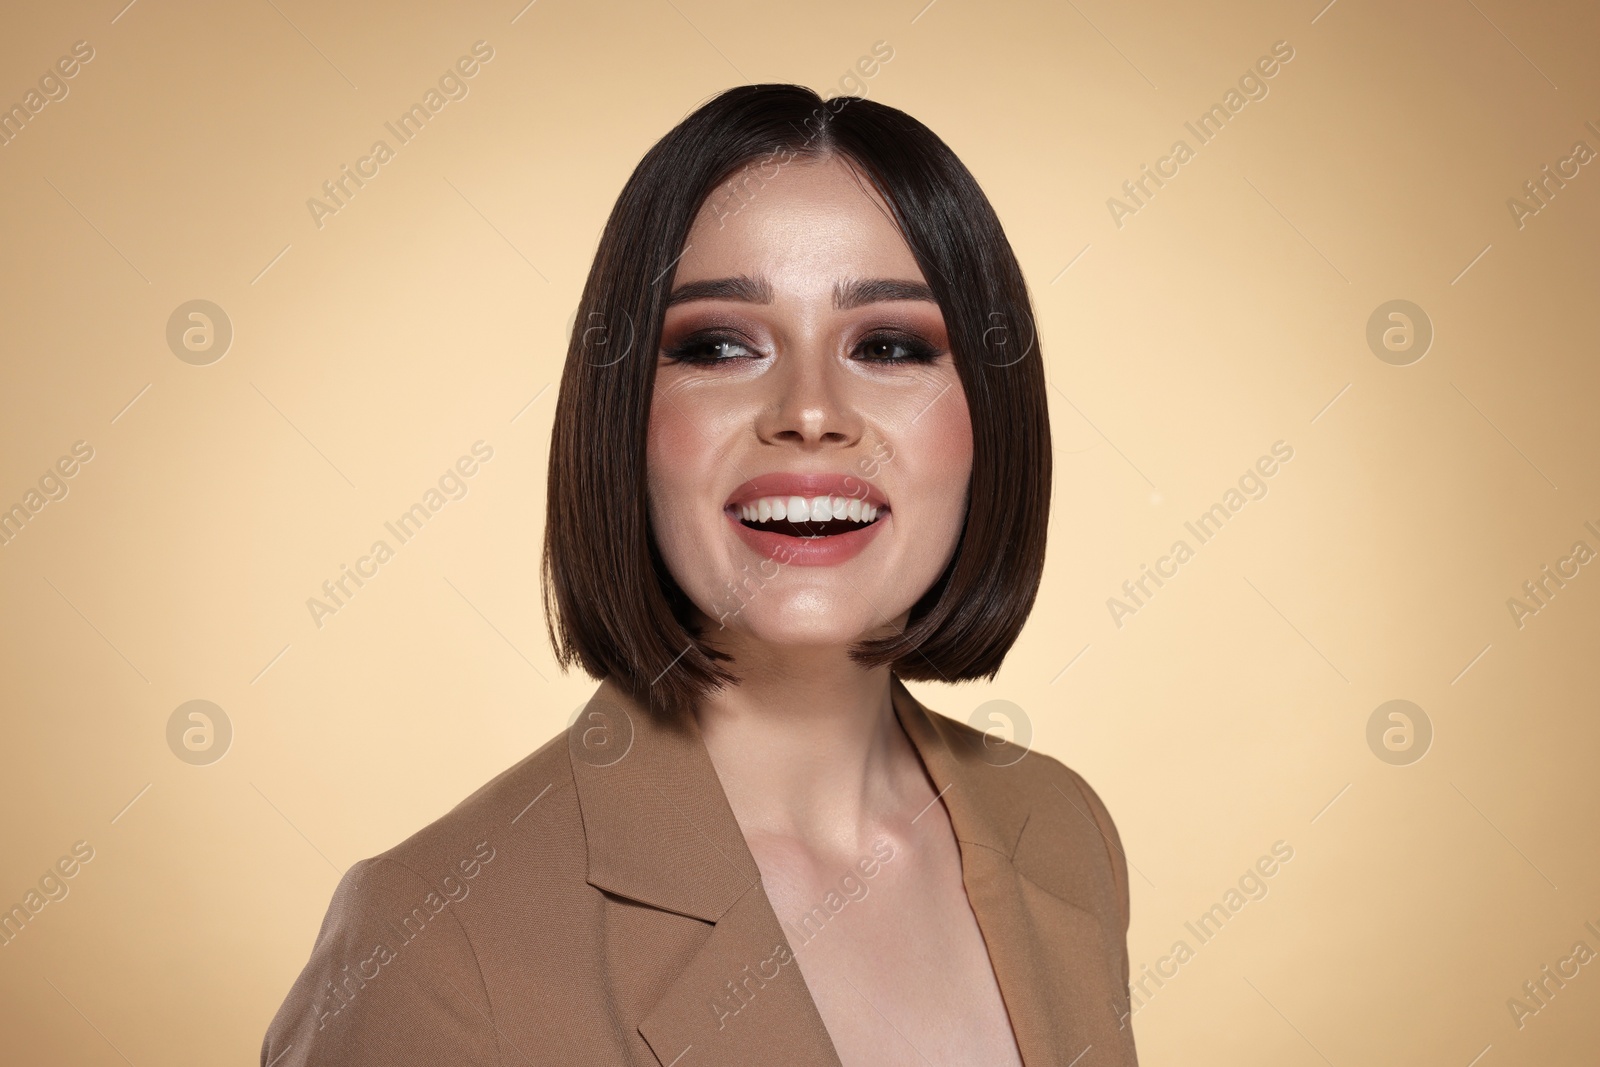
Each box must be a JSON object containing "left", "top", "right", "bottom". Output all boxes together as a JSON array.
[{"left": 2, "top": 0, "right": 1597, "bottom": 1063}]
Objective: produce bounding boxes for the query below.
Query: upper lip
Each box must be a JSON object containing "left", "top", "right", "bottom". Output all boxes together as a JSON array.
[{"left": 724, "top": 472, "right": 889, "bottom": 510}]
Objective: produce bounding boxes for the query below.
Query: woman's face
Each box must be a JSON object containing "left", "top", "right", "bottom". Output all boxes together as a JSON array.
[{"left": 645, "top": 153, "right": 974, "bottom": 654}]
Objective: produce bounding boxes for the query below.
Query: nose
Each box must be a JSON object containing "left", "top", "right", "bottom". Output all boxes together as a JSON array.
[{"left": 753, "top": 341, "right": 863, "bottom": 449}]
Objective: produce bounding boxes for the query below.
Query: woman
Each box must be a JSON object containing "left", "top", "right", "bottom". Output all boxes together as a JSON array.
[{"left": 262, "top": 84, "right": 1136, "bottom": 1067}]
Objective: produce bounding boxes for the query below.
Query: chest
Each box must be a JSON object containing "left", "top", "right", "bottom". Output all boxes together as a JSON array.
[{"left": 749, "top": 829, "right": 1026, "bottom": 1067}]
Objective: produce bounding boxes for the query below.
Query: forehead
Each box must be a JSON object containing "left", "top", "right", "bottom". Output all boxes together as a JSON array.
[{"left": 673, "top": 154, "right": 925, "bottom": 287}]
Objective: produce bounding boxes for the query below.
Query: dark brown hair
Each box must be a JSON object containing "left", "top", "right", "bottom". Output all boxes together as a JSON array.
[{"left": 542, "top": 83, "right": 1051, "bottom": 719}]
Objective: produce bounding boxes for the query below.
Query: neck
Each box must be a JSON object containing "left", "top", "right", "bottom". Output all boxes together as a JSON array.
[{"left": 688, "top": 630, "right": 928, "bottom": 851}]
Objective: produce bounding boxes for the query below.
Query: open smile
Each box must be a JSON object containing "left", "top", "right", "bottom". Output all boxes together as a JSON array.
[
  {"left": 723, "top": 477, "right": 891, "bottom": 566},
  {"left": 730, "top": 494, "right": 884, "bottom": 538}
]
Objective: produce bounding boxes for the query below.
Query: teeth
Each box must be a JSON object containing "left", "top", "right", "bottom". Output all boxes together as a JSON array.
[{"left": 737, "top": 495, "right": 881, "bottom": 524}]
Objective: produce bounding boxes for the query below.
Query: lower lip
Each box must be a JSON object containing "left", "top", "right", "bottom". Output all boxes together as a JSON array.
[{"left": 725, "top": 508, "right": 888, "bottom": 567}]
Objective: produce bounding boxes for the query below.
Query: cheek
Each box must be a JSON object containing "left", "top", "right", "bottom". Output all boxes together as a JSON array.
[
  {"left": 891, "top": 384, "right": 973, "bottom": 581},
  {"left": 904, "top": 385, "right": 974, "bottom": 498},
  {"left": 645, "top": 386, "right": 739, "bottom": 591},
  {"left": 645, "top": 389, "right": 710, "bottom": 503}
]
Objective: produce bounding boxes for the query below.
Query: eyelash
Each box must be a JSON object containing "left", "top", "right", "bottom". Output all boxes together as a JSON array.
[{"left": 662, "top": 331, "right": 942, "bottom": 365}]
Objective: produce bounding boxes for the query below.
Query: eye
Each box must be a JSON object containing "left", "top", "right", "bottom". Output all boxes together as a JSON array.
[
  {"left": 855, "top": 332, "right": 941, "bottom": 364},
  {"left": 661, "top": 331, "right": 760, "bottom": 364}
]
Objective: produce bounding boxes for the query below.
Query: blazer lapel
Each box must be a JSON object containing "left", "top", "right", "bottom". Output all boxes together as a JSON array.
[
  {"left": 567, "top": 678, "right": 843, "bottom": 1067},
  {"left": 889, "top": 677, "right": 1136, "bottom": 1067},
  {"left": 634, "top": 880, "right": 845, "bottom": 1066},
  {"left": 568, "top": 676, "right": 1133, "bottom": 1067}
]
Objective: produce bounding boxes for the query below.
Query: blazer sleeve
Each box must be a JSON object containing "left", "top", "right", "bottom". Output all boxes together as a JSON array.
[
  {"left": 260, "top": 857, "right": 502, "bottom": 1067},
  {"left": 1062, "top": 767, "right": 1132, "bottom": 996}
]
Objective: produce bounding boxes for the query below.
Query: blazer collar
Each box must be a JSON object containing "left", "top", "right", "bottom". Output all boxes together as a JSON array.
[
  {"left": 566, "top": 675, "right": 1102, "bottom": 1067},
  {"left": 885, "top": 674, "right": 1034, "bottom": 859},
  {"left": 566, "top": 675, "right": 761, "bottom": 923},
  {"left": 565, "top": 676, "right": 1034, "bottom": 911}
]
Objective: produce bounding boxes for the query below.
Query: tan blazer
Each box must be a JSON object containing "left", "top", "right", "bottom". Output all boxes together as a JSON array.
[{"left": 260, "top": 675, "right": 1138, "bottom": 1066}]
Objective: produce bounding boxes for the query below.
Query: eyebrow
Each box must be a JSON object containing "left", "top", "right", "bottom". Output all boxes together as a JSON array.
[{"left": 663, "top": 274, "right": 936, "bottom": 311}]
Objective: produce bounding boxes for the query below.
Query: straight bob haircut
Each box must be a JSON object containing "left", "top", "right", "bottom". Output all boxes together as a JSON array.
[{"left": 542, "top": 83, "right": 1051, "bottom": 720}]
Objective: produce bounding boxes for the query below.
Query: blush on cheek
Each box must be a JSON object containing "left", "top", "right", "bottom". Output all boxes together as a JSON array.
[
  {"left": 644, "top": 391, "right": 729, "bottom": 607},
  {"left": 914, "top": 387, "right": 974, "bottom": 481},
  {"left": 644, "top": 400, "right": 701, "bottom": 498},
  {"left": 900, "top": 387, "right": 974, "bottom": 574}
]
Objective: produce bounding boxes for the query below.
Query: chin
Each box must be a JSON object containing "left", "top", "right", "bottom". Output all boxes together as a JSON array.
[{"left": 709, "top": 599, "right": 888, "bottom": 653}]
